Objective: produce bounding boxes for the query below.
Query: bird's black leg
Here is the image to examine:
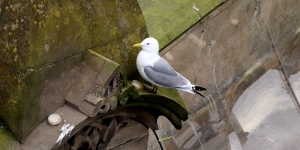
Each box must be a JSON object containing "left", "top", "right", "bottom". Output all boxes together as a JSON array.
[
  {"left": 144, "top": 85, "right": 158, "bottom": 94},
  {"left": 144, "top": 86, "right": 152, "bottom": 92},
  {"left": 152, "top": 85, "right": 158, "bottom": 94}
]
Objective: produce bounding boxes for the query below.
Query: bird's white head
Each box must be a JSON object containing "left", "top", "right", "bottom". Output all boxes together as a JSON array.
[{"left": 133, "top": 37, "right": 159, "bottom": 53}]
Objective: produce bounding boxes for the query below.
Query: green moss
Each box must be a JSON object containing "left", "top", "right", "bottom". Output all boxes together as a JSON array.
[
  {"left": 90, "top": 34, "right": 143, "bottom": 80},
  {"left": 138, "top": 0, "right": 227, "bottom": 49},
  {"left": 27, "top": 0, "right": 89, "bottom": 69},
  {"left": 0, "top": 128, "right": 16, "bottom": 150},
  {"left": 0, "top": 0, "right": 148, "bottom": 142},
  {"left": 0, "top": 64, "right": 22, "bottom": 140},
  {"left": 0, "top": 0, "right": 32, "bottom": 71},
  {"left": 25, "top": 0, "right": 149, "bottom": 78}
]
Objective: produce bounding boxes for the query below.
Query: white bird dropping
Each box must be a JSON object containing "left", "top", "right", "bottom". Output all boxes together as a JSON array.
[
  {"left": 56, "top": 124, "right": 74, "bottom": 145},
  {"left": 133, "top": 37, "right": 206, "bottom": 97}
]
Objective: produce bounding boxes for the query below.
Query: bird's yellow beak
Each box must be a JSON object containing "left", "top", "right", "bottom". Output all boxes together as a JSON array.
[{"left": 133, "top": 43, "right": 142, "bottom": 48}]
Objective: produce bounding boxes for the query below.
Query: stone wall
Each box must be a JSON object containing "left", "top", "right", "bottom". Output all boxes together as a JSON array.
[
  {"left": 154, "top": 0, "right": 300, "bottom": 149},
  {"left": 0, "top": 0, "right": 147, "bottom": 142},
  {"left": 1, "top": 0, "right": 299, "bottom": 149}
]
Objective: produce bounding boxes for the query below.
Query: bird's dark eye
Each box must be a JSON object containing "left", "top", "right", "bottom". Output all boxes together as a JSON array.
[{"left": 147, "top": 43, "right": 150, "bottom": 45}]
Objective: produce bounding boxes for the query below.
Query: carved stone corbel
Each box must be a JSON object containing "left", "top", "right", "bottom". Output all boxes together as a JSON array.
[{"left": 65, "top": 50, "right": 123, "bottom": 117}]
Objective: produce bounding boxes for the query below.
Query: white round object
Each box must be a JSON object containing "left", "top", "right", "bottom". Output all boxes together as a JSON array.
[{"left": 48, "top": 113, "right": 62, "bottom": 126}]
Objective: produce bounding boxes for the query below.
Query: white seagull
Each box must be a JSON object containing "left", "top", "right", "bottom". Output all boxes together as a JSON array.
[{"left": 133, "top": 37, "right": 206, "bottom": 97}]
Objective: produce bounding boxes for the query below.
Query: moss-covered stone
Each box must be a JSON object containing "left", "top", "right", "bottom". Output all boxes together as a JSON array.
[
  {"left": 0, "top": 0, "right": 148, "bottom": 142},
  {"left": 0, "top": 64, "right": 22, "bottom": 141},
  {"left": 1, "top": 0, "right": 147, "bottom": 74},
  {"left": 0, "top": 128, "right": 17, "bottom": 150}
]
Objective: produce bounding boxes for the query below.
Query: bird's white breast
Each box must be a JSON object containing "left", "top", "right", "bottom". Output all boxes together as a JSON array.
[{"left": 136, "top": 51, "right": 159, "bottom": 84}]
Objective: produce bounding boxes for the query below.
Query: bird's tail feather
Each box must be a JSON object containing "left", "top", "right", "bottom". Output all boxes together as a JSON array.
[
  {"left": 194, "top": 86, "right": 206, "bottom": 91},
  {"left": 192, "top": 85, "right": 206, "bottom": 98}
]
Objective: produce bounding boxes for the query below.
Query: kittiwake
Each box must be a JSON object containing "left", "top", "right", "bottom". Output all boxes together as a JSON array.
[{"left": 133, "top": 37, "right": 206, "bottom": 97}]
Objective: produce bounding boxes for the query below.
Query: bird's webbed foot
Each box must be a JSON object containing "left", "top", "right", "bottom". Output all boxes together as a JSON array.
[{"left": 144, "top": 85, "right": 158, "bottom": 94}]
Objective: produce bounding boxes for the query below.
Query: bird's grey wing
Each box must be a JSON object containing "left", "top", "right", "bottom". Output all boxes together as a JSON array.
[
  {"left": 144, "top": 58, "right": 189, "bottom": 87},
  {"left": 151, "top": 58, "right": 178, "bottom": 76}
]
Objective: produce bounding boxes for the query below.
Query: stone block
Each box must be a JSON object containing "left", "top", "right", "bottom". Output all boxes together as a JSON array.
[{"left": 0, "top": 0, "right": 147, "bottom": 143}]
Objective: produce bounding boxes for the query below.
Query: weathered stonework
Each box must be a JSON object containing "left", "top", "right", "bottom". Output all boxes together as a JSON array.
[
  {"left": 1, "top": 0, "right": 299, "bottom": 149},
  {"left": 0, "top": 0, "right": 148, "bottom": 143}
]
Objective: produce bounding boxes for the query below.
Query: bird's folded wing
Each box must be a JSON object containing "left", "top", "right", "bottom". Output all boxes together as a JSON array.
[
  {"left": 151, "top": 58, "right": 178, "bottom": 76},
  {"left": 144, "top": 58, "right": 190, "bottom": 88}
]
